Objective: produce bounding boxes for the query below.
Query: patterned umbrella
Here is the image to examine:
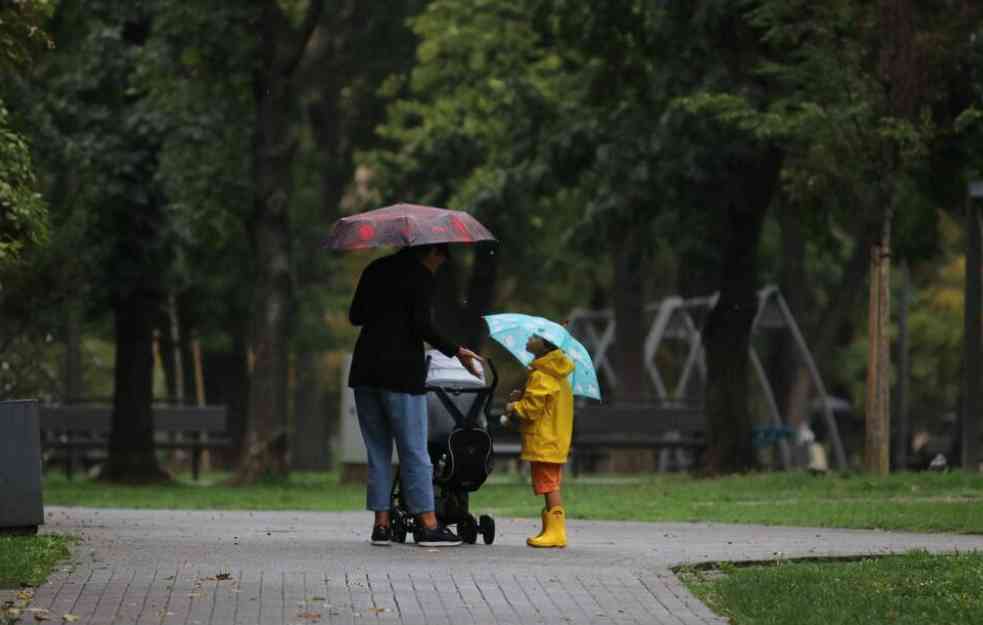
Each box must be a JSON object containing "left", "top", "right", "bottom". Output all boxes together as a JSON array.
[
  {"left": 324, "top": 203, "right": 496, "bottom": 250},
  {"left": 483, "top": 313, "right": 601, "bottom": 400}
]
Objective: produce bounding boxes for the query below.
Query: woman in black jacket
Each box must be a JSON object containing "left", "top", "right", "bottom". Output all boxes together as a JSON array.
[{"left": 348, "top": 243, "right": 482, "bottom": 547}]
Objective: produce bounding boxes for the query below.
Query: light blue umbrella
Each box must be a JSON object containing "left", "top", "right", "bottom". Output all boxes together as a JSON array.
[{"left": 483, "top": 313, "right": 601, "bottom": 400}]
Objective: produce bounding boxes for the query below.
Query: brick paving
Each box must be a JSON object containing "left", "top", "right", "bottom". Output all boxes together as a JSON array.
[{"left": 5, "top": 507, "right": 983, "bottom": 625}]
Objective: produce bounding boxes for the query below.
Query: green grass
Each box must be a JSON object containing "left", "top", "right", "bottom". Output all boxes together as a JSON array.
[
  {"left": 0, "top": 535, "right": 72, "bottom": 589},
  {"left": 681, "top": 551, "right": 983, "bottom": 625},
  {"left": 41, "top": 469, "right": 983, "bottom": 533}
]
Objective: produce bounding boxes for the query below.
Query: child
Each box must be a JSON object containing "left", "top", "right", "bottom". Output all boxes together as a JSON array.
[{"left": 504, "top": 333, "right": 575, "bottom": 548}]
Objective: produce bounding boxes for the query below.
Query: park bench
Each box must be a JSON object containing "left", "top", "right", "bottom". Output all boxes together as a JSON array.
[
  {"left": 39, "top": 403, "right": 231, "bottom": 481},
  {"left": 570, "top": 402, "right": 706, "bottom": 474}
]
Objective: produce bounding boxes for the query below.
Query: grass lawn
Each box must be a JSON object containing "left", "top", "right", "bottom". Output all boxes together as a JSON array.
[
  {"left": 0, "top": 534, "right": 72, "bottom": 589},
  {"left": 41, "top": 469, "right": 983, "bottom": 533},
  {"left": 681, "top": 551, "right": 983, "bottom": 625}
]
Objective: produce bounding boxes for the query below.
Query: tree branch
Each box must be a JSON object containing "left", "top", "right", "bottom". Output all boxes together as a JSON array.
[{"left": 277, "top": 0, "right": 325, "bottom": 78}]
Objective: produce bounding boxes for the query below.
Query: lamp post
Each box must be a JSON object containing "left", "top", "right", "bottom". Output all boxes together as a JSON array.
[{"left": 964, "top": 179, "right": 983, "bottom": 472}]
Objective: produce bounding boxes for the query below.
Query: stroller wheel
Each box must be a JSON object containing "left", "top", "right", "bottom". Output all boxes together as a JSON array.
[
  {"left": 391, "top": 514, "right": 408, "bottom": 544},
  {"left": 459, "top": 515, "right": 479, "bottom": 544},
  {"left": 479, "top": 514, "right": 495, "bottom": 545}
]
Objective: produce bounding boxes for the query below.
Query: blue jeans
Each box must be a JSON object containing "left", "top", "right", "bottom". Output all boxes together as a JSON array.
[{"left": 353, "top": 387, "right": 434, "bottom": 515}]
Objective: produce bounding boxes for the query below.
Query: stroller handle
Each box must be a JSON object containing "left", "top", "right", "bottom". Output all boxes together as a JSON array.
[{"left": 424, "top": 356, "right": 499, "bottom": 427}]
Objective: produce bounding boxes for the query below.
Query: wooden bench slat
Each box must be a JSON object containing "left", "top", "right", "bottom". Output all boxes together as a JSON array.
[
  {"left": 39, "top": 404, "right": 232, "bottom": 481},
  {"left": 570, "top": 403, "right": 707, "bottom": 474}
]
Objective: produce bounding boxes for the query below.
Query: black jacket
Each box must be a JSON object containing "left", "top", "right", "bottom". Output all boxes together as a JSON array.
[{"left": 347, "top": 249, "right": 459, "bottom": 394}]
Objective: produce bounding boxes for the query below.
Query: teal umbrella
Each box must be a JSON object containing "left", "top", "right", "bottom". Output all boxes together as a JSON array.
[{"left": 483, "top": 313, "right": 601, "bottom": 400}]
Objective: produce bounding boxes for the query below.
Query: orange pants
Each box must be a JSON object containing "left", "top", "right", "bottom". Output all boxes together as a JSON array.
[{"left": 530, "top": 462, "right": 563, "bottom": 495}]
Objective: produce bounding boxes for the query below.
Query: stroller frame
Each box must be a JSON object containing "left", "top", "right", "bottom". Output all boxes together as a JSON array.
[{"left": 389, "top": 358, "right": 499, "bottom": 545}]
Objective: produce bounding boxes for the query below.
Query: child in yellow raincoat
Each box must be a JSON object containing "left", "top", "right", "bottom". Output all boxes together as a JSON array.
[{"left": 505, "top": 333, "right": 575, "bottom": 548}]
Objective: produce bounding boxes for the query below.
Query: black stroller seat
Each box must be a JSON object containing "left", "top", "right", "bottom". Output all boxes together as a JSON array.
[{"left": 389, "top": 353, "right": 499, "bottom": 545}]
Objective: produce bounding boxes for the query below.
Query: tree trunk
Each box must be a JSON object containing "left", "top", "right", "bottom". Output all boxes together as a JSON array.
[
  {"left": 812, "top": 222, "right": 877, "bottom": 366},
  {"left": 611, "top": 225, "right": 648, "bottom": 402},
  {"left": 463, "top": 242, "right": 499, "bottom": 349},
  {"left": 431, "top": 244, "right": 499, "bottom": 351},
  {"left": 203, "top": 321, "right": 250, "bottom": 468},
  {"left": 776, "top": 205, "right": 809, "bottom": 428},
  {"left": 103, "top": 288, "right": 168, "bottom": 482},
  {"left": 157, "top": 307, "right": 179, "bottom": 403},
  {"left": 962, "top": 193, "right": 981, "bottom": 470},
  {"left": 63, "top": 301, "right": 83, "bottom": 402},
  {"left": 238, "top": 197, "right": 293, "bottom": 480},
  {"left": 894, "top": 261, "right": 911, "bottom": 469},
  {"left": 291, "top": 349, "right": 329, "bottom": 470},
  {"left": 235, "top": 0, "right": 324, "bottom": 483},
  {"left": 432, "top": 257, "right": 466, "bottom": 341},
  {"left": 703, "top": 148, "right": 783, "bottom": 474},
  {"left": 178, "top": 293, "right": 199, "bottom": 404}
]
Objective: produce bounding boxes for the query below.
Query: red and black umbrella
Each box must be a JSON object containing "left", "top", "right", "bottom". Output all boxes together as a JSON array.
[{"left": 324, "top": 203, "right": 496, "bottom": 250}]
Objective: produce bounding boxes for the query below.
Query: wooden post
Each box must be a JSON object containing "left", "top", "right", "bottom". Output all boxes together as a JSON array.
[
  {"left": 894, "top": 262, "right": 911, "bottom": 471},
  {"left": 865, "top": 222, "right": 892, "bottom": 476},
  {"left": 192, "top": 337, "right": 210, "bottom": 473},
  {"left": 877, "top": 220, "right": 892, "bottom": 475},
  {"left": 865, "top": 244, "right": 883, "bottom": 473}
]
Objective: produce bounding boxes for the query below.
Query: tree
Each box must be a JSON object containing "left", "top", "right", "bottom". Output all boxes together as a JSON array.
[
  {"left": 13, "top": 0, "right": 178, "bottom": 481},
  {"left": 234, "top": 0, "right": 325, "bottom": 482},
  {"left": 0, "top": 0, "right": 50, "bottom": 269},
  {"left": 137, "top": 0, "right": 258, "bottom": 464}
]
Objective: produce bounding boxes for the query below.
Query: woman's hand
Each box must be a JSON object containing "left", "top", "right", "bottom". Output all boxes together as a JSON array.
[
  {"left": 456, "top": 346, "right": 483, "bottom": 378},
  {"left": 508, "top": 389, "right": 523, "bottom": 402}
]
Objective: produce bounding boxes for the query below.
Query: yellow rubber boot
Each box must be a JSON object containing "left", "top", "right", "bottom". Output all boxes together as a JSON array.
[
  {"left": 527, "top": 506, "right": 566, "bottom": 548},
  {"left": 530, "top": 508, "right": 548, "bottom": 540}
]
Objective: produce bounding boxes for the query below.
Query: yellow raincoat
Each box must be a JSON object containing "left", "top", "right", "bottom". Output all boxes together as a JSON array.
[{"left": 506, "top": 349, "right": 575, "bottom": 464}]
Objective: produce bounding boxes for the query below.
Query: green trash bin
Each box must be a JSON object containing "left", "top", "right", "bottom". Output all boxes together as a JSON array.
[{"left": 0, "top": 399, "right": 44, "bottom": 534}]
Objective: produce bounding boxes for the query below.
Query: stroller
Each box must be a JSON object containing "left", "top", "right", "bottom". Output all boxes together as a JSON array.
[{"left": 389, "top": 351, "right": 499, "bottom": 545}]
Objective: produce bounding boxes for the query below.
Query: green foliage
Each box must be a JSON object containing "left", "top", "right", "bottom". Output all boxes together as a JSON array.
[
  {"left": 0, "top": 0, "right": 53, "bottom": 73},
  {"left": 0, "top": 1, "right": 50, "bottom": 269},
  {"left": 0, "top": 101, "right": 47, "bottom": 267},
  {"left": 134, "top": 1, "right": 258, "bottom": 335}
]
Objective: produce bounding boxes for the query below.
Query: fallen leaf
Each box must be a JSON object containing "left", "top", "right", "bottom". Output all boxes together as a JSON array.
[
  {"left": 297, "top": 611, "right": 321, "bottom": 621},
  {"left": 309, "top": 597, "right": 326, "bottom": 602},
  {"left": 4, "top": 608, "right": 21, "bottom": 619},
  {"left": 188, "top": 592, "right": 206, "bottom": 599},
  {"left": 215, "top": 572, "right": 232, "bottom": 581},
  {"left": 63, "top": 614, "right": 80, "bottom": 622},
  {"left": 367, "top": 607, "right": 389, "bottom": 614},
  {"left": 34, "top": 612, "right": 50, "bottom": 622},
  {"left": 16, "top": 590, "right": 34, "bottom": 601}
]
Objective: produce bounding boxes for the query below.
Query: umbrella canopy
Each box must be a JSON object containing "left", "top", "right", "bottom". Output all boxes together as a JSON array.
[
  {"left": 484, "top": 313, "right": 601, "bottom": 400},
  {"left": 324, "top": 203, "right": 496, "bottom": 250}
]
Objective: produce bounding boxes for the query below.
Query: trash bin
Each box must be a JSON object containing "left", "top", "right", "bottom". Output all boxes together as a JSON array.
[{"left": 0, "top": 399, "right": 44, "bottom": 534}]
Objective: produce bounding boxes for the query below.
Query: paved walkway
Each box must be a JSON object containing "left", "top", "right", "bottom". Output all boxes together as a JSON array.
[{"left": 6, "top": 507, "right": 983, "bottom": 625}]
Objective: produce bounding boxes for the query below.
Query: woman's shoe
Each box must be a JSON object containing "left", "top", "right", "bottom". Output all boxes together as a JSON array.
[{"left": 371, "top": 525, "right": 391, "bottom": 546}]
